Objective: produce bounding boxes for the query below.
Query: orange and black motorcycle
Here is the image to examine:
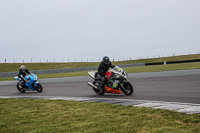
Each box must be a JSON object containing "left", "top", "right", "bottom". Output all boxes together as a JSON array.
[{"left": 87, "top": 66, "right": 133, "bottom": 95}]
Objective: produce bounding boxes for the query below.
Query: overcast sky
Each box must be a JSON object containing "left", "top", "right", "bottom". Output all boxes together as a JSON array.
[{"left": 0, "top": 0, "right": 200, "bottom": 63}]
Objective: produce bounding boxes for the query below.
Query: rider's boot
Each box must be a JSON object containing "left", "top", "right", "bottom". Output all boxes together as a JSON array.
[
  {"left": 100, "top": 82, "right": 106, "bottom": 92},
  {"left": 21, "top": 81, "right": 26, "bottom": 87}
]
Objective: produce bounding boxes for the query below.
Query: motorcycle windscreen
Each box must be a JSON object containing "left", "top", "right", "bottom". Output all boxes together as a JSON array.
[{"left": 112, "top": 66, "right": 123, "bottom": 73}]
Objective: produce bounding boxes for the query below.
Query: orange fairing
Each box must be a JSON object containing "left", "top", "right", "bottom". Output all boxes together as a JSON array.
[{"left": 105, "top": 86, "right": 122, "bottom": 94}]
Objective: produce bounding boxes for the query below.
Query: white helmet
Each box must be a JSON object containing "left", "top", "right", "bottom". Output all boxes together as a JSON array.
[{"left": 20, "top": 65, "right": 26, "bottom": 72}]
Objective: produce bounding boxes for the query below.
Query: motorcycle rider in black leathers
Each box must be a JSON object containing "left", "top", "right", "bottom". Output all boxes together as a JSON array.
[
  {"left": 96, "top": 56, "right": 115, "bottom": 91},
  {"left": 18, "top": 65, "right": 31, "bottom": 86}
]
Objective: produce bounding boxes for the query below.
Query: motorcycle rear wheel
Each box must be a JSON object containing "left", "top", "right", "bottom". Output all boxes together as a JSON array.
[
  {"left": 121, "top": 81, "right": 133, "bottom": 95},
  {"left": 35, "top": 83, "right": 43, "bottom": 92},
  {"left": 92, "top": 81, "right": 105, "bottom": 95},
  {"left": 17, "top": 82, "right": 25, "bottom": 93}
]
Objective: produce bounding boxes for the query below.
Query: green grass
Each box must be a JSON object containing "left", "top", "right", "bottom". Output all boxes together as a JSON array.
[
  {"left": 0, "top": 54, "right": 200, "bottom": 81},
  {"left": 1, "top": 54, "right": 200, "bottom": 73},
  {"left": 118, "top": 54, "right": 200, "bottom": 64},
  {"left": 124, "top": 62, "right": 200, "bottom": 73},
  {"left": 0, "top": 99, "right": 199, "bottom": 133},
  {"left": 0, "top": 62, "right": 99, "bottom": 73},
  {"left": 1, "top": 62, "right": 200, "bottom": 81}
]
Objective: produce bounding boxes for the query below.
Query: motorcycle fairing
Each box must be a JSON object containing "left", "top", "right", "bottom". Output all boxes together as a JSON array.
[
  {"left": 88, "top": 68, "right": 125, "bottom": 94},
  {"left": 88, "top": 71, "right": 96, "bottom": 79},
  {"left": 15, "top": 74, "right": 39, "bottom": 91},
  {"left": 105, "top": 86, "right": 122, "bottom": 94}
]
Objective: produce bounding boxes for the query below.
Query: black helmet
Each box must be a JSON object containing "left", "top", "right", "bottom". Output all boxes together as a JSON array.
[{"left": 102, "top": 56, "right": 110, "bottom": 64}]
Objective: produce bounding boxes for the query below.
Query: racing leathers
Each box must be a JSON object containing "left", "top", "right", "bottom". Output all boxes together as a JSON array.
[
  {"left": 96, "top": 61, "right": 115, "bottom": 90},
  {"left": 98, "top": 61, "right": 115, "bottom": 77},
  {"left": 18, "top": 69, "right": 31, "bottom": 84}
]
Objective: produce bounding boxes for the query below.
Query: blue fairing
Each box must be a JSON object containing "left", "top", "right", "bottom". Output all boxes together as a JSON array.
[
  {"left": 15, "top": 74, "right": 39, "bottom": 91},
  {"left": 34, "top": 82, "right": 39, "bottom": 87},
  {"left": 14, "top": 77, "right": 19, "bottom": 81}
]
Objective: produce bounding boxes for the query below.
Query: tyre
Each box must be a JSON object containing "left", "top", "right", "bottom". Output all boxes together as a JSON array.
[
  {"left": 121, "top": 81, "right": 133, "bottom": 95},
  {"left": 35, "top": 83, "right": 43, "bottom": 92},
  {"left": 92, "top": 81, "right": 105, "bottom": 95},
  {"left": 17, "top": 82, "right": 25, "bottom": 93}
]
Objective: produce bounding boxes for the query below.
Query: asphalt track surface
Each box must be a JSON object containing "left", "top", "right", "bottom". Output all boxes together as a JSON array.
[{"left": 0, "top": 69, "right": 200, "bottom": 104}]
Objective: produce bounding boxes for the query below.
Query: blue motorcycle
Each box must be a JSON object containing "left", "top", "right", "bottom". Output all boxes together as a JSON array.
[{"left": 14, "top": 73, "right": 43, "bottom": 93}]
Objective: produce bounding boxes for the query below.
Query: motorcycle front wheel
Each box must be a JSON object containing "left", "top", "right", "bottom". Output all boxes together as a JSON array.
[
  {"left": 35, "top": 83, "right": 43, "bottom": 92},
  {"left": 92, "top": 81, "right": 105, "bottom": 95},
  {"left": 17, "top": 82, "right": 25, "bottom": 93},
  {"left": 121, "top": 81, "right": 133, "bottom": 95}
]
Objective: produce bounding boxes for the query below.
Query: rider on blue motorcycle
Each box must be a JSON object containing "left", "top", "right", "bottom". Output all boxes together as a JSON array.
[
  {"left": 96, "top": 56, "right": 115, "bottom": 89},
  {"left": 18, "top": 65, "right": 31, "bottom": 85}
]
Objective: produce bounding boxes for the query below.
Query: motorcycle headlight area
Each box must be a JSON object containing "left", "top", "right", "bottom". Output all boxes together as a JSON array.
[
  {"left": 34, "top": 77, "right": 38, "bottom": 80},
  {"left": 124, "top": 71, "right": 128, "bottom": 78}
]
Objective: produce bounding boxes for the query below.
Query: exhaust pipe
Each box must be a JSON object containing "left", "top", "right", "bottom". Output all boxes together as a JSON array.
[{"left": 87, "top": 82, "right": 97, "bottom": 89}]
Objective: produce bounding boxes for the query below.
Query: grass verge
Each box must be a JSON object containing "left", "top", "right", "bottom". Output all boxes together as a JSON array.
[
  {"left": 1, "top": 62, "right": 200, "bottom": 81},
  {"left": 0, "top": 99, "right": 200, "bottom": 133},
  {"left": 1, "top": 54, "right": 200, "bottom": 73},
  {"left": 124, "top": 62, "right": 200, "bottom": 73}
]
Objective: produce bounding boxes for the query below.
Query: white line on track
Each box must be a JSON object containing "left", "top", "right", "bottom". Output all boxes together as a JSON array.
[{"left": 0, "top": 96, "right": 199, "bottom": 114}]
